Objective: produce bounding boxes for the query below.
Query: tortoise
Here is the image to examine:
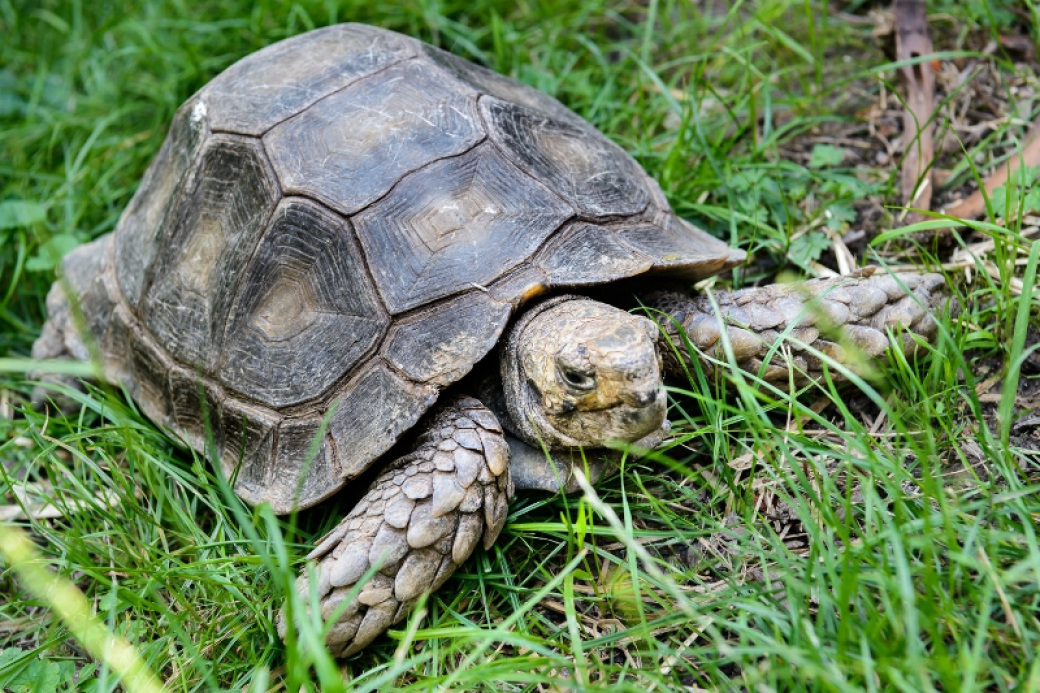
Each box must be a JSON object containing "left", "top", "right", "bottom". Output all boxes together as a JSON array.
[{"left": 32, "top": 23, "right": 948, "bottom": 656}]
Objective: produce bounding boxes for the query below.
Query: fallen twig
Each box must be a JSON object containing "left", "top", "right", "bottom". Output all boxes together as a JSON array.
[{"left": 895, "top": 0, "right": 937, "bottom": 222}]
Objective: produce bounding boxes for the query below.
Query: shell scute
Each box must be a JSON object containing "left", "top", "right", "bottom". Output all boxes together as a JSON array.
[
  {"left": 353, "top": 143, "right": 572, "bottom": 314},
  {"left": 480, "top": 96, "right": 650, "bottom": 218},
  {"left": 218, "top": 198, "right": 388, "bottom": 408},
  {"left": 140, "top": 136, "right": 280, "bottom": 372},
  {"left": 114, "top": 97, "right": 209, "bottom": 306},
  {"left": 328, "top": 363, "right": 437, "bottom": 481},
  {"left": 263, "top": 60, "right": 484, "bottom": 217},
  {"left": 201, "top": 24, "right": 416, "bottom": 136}
]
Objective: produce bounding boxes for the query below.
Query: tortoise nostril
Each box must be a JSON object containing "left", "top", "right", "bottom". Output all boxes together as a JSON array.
[{"left": 633, "top": 389, "right": 659, "bottom": 407}]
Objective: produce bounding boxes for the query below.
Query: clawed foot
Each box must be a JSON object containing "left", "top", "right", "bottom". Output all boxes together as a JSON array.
[
  {"left": 280, "top": 396, "right": 512, "bottom": 657},
  {"left": 648, "top": 271, "right": 949, "bottom": 382}
]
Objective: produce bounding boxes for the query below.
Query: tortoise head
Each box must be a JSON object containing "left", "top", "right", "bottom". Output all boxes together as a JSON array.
[{"left": 501, "top": 297, "right": 666, "bottom": 449}]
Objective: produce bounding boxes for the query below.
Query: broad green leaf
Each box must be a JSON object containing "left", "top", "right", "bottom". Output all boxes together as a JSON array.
[
  {"left": 0, "top": 201, "right": 46, "bottom": 230},
  {"left": 808, "top": 144, "right": 845, "bottom": 168}
]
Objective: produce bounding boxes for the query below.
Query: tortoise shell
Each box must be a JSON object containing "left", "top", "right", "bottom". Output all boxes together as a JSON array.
[{"left": 88, "top": 23, "right": 743, "bottom": 513}]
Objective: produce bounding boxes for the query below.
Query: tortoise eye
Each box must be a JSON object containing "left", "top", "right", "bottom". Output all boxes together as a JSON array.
[{"left": 559, "top": 366, "right": 596, "bottom": 392}]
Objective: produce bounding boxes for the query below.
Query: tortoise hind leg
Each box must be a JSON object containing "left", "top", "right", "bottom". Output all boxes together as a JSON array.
[
  {"left": 31, "top": 233, "right": 116, "bottom": 407},
  {"left": 647, "top": 271, "right": 949, "bottom": 383},
  {"left": 281, "top": 396, "right": 513, "bottom": 657}
]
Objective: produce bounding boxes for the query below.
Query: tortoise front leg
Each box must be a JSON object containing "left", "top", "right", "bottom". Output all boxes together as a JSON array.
[
  {"left": 281, "top": 396, "right": 513, "bottom": 657},
  {"left": 646, "top": 271, "right": 948, "bottom": 383}
]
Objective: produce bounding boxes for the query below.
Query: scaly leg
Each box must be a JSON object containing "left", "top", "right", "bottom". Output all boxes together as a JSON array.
[
  {"left": 646, "top": 271, "right": 948, "bottom": 383},
  {"left": 30, "top": 234, "right": 115, "bottom": 407},
  {"left": 281, "top": 396, "right": 513, "bottom": 657}
]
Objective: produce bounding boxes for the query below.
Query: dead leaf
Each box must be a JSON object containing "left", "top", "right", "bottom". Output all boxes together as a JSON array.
[
  {"left": 998, "top": 33, "right": 1036, "bottom": 61},
  {"left": 1014, "top": 414, "right": 1040, "bottom": 432}
]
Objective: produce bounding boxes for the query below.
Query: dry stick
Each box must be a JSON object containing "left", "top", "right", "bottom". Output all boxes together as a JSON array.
[
  {"left": 895, "top": 0, "right": 936, "bottom": 222},
  {"left": 943, "top": 118, "right": 1040, "bottom": 219}
]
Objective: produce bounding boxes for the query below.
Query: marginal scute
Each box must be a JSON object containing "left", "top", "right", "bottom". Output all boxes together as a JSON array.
[
  {"left": 218, "top": 198, "right": 388, "bottom": 408},
  {"left": 266, "top": 417, "right": 338, "bottom": 512},
  {"left": 142, "top": 136, "right": 279, "bottom": 371},
  {"left": 488, "top": 264, "right": 549, "bottom": 306},
  {"left": 536, "top": 221, "right": 654, "bottom": 287},
  {"left": 167, "top": 365, "right": 220, "bottom": 452},
  {"left": 99, "top": 304, "right": 133, "bottom": 399},
  {"left": 353, "top": 143, "right": 572, "bottom": 314},
  {"left": 383, "top": 291, "right": 511, "bottom": 386},
  {"left": 481, "top": 96, "right": 650, "bottom": 218},
  {"left": 126, "top": 331, "right": 176, "bottom": 431},
  {"left": 218, "top": 398, "right": 278, "bottom": 501},
  {"left": 115, "top": 96, "right": 209, "bottom": 307},
  {"left": 60, "top": 235, "right": 116, "bottom": 351},
  {"left": 202, "top": 24, "right": 416, "bottom": 136},
  {"left": 620, "top": 215, "right": 744, "bottom": 280},
  {"left": 264, "top": 59, "right": 484, "bottom": 216},
  {"left": 328, "top": 363, "right": 438, "bottom": 480}
]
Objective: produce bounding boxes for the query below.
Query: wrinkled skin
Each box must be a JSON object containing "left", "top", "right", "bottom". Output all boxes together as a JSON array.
[{"left": 505, "top": 298, "right": 667, "bottom": 449}]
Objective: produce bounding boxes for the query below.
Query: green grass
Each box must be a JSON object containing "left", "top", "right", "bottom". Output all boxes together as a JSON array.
[{"left": 2, "top": 0, "right": 1039, "bottom": 690}]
